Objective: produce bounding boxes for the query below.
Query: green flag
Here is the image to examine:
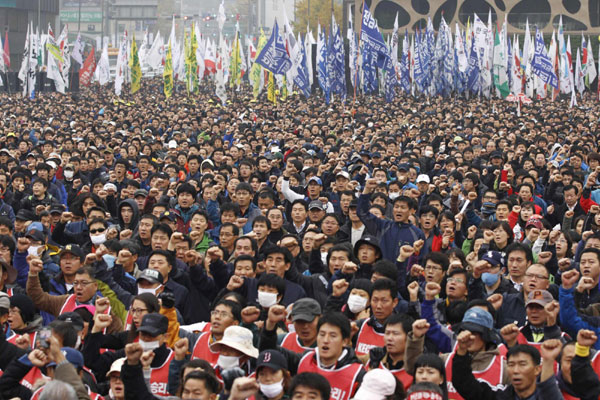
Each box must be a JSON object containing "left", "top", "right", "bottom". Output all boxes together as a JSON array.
[
  {"left": 129, "top": 33, "right": 142, "bottom": 94},
  {"left": 164, "top": 41, "right": 173, "bottom": 99}
]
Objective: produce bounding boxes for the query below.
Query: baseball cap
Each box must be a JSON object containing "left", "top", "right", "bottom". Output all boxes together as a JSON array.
[
  {"left": 458, "top": 307, "right": 494, "bottom": 334},
  {"left": 159, "top": 211, "right": 176, "bottom": 222},
  {"left": 103, "top": 183, "right": 117, "bottom": 192},
  {"left": 106, "top": 358, "right": 126, "bottom": 377},
  {"left": 60, "top": 244, "right": 85, "bottom": 261},
  {"left": 60, "top": 348, "right": 84, "bottom": 369},
  {"left": 526, "top": 290, "right": 554, "bottom": 308},
  {"left": 526, "top": 218, "right": 543, "bottom": 230},
  {"left": 137, "top": 313, "right": 168, "bottom": 337},
  {"left": 134, "top": 189, "right": 148, "bottom": 198},
  {"left": 490, "top": 150, "right": 503, "bottom": 159},
  {"left": 15, "top": 209, "right": 35, "bottom": 221},
  {"left": 137, "top": 269, "right": 163, "bottom": 285},
  {"left": 256, "top": 350, "right": 287, "bottom": 371},
  {"left": 354, "top": 235, "right": 382, "bottom": 258},
  {"left": 168, "top": 140, "right": 178, "bottom": 149},
  {"left": 398, "top": 163, "right": 410, "bottom": 171},
  {"left": 308, "top": 200, "right": 326, "bottom": 211},
  {"left": 353, "top": 369, "right": 396, "bottom": 400},
  {"left": 306, "top": 176, "right": 323, "bottom": 186},
  {"left": 336, "top": 171, "right": 351, "bottom": 180},
  {"left": 290, "top": 298, "right": 321, "bottom": 322},
  {"left": 481, "top": 251, "right": 504, "bottom": 267},
  {"left": 416, "top": 174, "right": 430, "bottom": 184},
  {"left": 57, "top": 312, "right": 85, "bottom": 332},
  {"left": 25, "top": 226, "right": 46, "bottom": 243}
]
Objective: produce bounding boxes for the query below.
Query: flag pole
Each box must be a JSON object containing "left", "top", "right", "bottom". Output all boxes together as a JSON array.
[{"left": 351, "top": 0, "right": 365, "bottom": 116}]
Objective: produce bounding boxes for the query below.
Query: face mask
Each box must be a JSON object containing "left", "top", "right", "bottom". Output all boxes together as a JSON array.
[
  {"left": 139, "top": 339, "right": 159, "bottom": 352},
  {"left": 347, "top": 294, "right": 368, "bottom": 314},
  {"left": 258, "top": 291, "right": 278, "bottom": 308},
  {"left": 102, "top": 254, "right": 116, "bottom": 269},
  {"left": 91, "top": 233, "right": 107, "bottom": 245},
  {"left": 321, "top": 252, "right": 328, "bottom": 265},
  {"left": 217, "top": 354, "right": 240, "bottom": 370},
  {"left": 260, "top": 379, "right": 284, "bottom": 398},
  {"left": 481, "top": 272, "right": 500, "bottom": 287},
  {"left": 389, "top": 192, "right": 400, "bottom": 200},
  {"left": 424, "top": 150, "right": 433, "bottom": 158},
  {"left": 137, "top": 285, "right": 162, "bottom": 296},
  {"left": 27, "top": 245, "right": 42, "bottom": 257},
  {"left": 64, "top": 170, "right": 74, "bottom": 179},
  {"left": 75, "top": 335, "right": 82, "bottom": 349}
]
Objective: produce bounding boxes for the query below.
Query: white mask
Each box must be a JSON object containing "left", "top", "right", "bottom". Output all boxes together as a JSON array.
[
  {"left": 91, "top": 233, "right": 107, "bottom": 245},
  {"left": 64, "top": 170, "right": 74, "bottom": 179},
  {"left": 320, "top": 251, "right": 328, "bottom": 265},
  {"left": 217, "top": 354, "right": 240, "bottom": 370},
  {"left": 139, "top": 339, "right": 159, "bottom": 352},
  {"left": 258, "top": 291, "right": 278, "bottom": 308},
  {"left": 424, "top": 150, "right": 433, "bottom": 157},
  {"left": 27, "top": 245, "right": 42, "bottom": 257},
  {"left": 389, "top": 192, "right": 400, "bottom": 200},
  {"left": 347, "top": 294, "right": 368, "bottom": 314},
  {"left": 260, "top": 379, "right": 284, "bottom": 398},
  {"left": 137, "top": 285, "right": 162, "bottom": 296}
]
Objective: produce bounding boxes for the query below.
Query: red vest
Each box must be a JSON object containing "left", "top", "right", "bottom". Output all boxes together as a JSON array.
[
  {"left": 59, "top": 294, "right": 79, "bottom": 314},
  {"left": 298, "top": 351, "right": 364, "bottom": 400},
  {"left": 21, "top": 367, "right": 46, "bottom": 390},
  {"left": 191, "top": 332, "right": 220, "bottom": 367},
  {"left": 7, "top": 332, "right": 37, "bottom": 349},
  {"left": 355, "top": 322, "right": 384, "bottom": 357},
  {"left": 149, "top": 349, "right": 175, "bottom": 396},
  {"left": 281, "top": 332, "right": 312, "bottom": 354},
  {"left": 497, "top": 330, "right": 564, "bottom": 373},
  {"left": 5, "top": 287, "right": 13, "bottom": 296},
  {"left": 125, "top": 310, "right": 134, "bottom": 330},
  {"left": 378, "top": 362, "right": 413, "bottom": 390},
  {"left": 444, "top": 351, "right": 504, "bottom": 400}
]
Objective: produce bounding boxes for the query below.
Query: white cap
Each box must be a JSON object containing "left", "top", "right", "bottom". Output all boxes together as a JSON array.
[
  {"left": 103, "top": 183, "right": 117, "bottom": 192},
  {"left": 47, "top": 161, "right": 58, "bottom": 170},
  {"left": 336, "top": 171, "right": 351, "bottom": 180},
  {"left": 416, "top": 174, "right": 430, "bottom": 184},
  {"left": 352, "top": 369, "right": 396, "bottom": 400},
  {"left": 210, "top": 326, "right": 258, "bottom": 358},
  {"left": 168, "top": 140, "right": 178, "bottom": 149},
  {"left": 106, "top": 358, "right": 126, "bottom": 377}
]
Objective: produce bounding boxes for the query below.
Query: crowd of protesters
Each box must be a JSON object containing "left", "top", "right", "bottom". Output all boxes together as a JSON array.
[{"left": 2, "top": 80, "right": 600, "bottom": 400}]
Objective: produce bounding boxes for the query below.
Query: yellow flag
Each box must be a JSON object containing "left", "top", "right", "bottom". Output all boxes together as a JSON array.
[
  {"left": 267, "top": 72, "right": 276, "bottom": 105},
  {"left": 281, "top": 75, "right": 288, "bottom": 101},
  {"left": 129, "top": 33, "right": 142, "bottom": 94},
  {"left": 230, "top": 29, "right": 241, "bottom": 88},
  {"left": 164, "top": 41, "right": 173, "bottom": 99}
]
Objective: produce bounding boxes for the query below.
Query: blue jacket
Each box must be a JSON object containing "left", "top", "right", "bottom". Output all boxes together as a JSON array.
[
  {"left": 357, "top": 194, "right": 425, "bottom": 262},
  {"left": 559, "top": 286, "right": 600, "bottom": 350}
]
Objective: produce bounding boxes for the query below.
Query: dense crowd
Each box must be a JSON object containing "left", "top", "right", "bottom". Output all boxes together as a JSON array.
[{"left": 1, "top": 80, "right": 600, "bottom": 400}]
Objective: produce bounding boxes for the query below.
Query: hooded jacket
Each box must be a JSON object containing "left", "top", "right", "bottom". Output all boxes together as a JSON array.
[{"left": 117, "top": 199, "right": 140, "bottom": 232}]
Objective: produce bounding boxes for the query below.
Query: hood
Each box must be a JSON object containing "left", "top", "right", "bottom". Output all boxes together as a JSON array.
[
  {"left": 15, "top": 314, "right": 43, "bottom": 334},
  {"left": 118, "top": 199, "right": 140, "bottom": 231}
]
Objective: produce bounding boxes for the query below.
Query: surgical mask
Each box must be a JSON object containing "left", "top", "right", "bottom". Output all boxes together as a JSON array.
[
  {"left": 91, "top": 233, "right": 107, "bottom": 245},
  {"left": 260, "top": 379, "right": 284, "bottom": 398},
  {"left": 389, "top": 192, "right": 400, "bottom": 200},
  {"left": 139, "top": 339, "right": 159, "bottom": 352},
  {"left": 137, "top": 285, "right": 162, "bottom": 297},
  {"left": 321, "top": 252, "right": 328, "bottom": 265},
  {"left": 64, "top": 170, "right": 74, "bottom": 179},
  {"left": 102, "top": 254, "right": 116, "bottom": 269},
  {"left": 347, "top": 295, "right": 368, "bottom": 314},
  {"left": 217, "top": 354, "right": 240, "bottom": 370},
  {"left": 258, "top": 291, "right": 278, "bottom": 308},
  {"left": 481, "top": 272, "right": 500, "bottom": 287},
  {"left": 424, "top": 150, "right": 433, "bottom": 157},
  {"left": 28, "top": 245, "right": 43, "bottom": 257}
]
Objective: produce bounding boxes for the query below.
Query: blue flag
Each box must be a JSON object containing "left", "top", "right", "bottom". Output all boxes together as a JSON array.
[
  {"left": 331, "top": 19, "right": 346, "bottom": 99},
  {"left": 317, "top": 26, "right": 330, "bottom": 104},
  {"left": 254, "top": 22, "right": 292, "bottom": 75},
  {"left": 531, "top": 28, "right": 558, "bottom": 89},
  {"left": 467, "top": 38, "right": 480, "bottom": 93},
  {"left": 362, "top": 46, "right": 378, "bottom": 94},
  {"left": 360, "top": 2, "right": 388, "bottom": 69},
  {"left": 413, "top": 30, "right": 427, "bottom": 90},
  {"left": 294, "top": 40, "right": 311, "bottom": 98},
  {"left": 400, "top": 32, "right": 410, "bottom": 92}
]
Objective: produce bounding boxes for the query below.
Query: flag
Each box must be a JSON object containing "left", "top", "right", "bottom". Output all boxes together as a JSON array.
[
  {"left": 18, "top": 23, "right": 29, "bottom": 86},
  {"left": 129, "top": 33, "right": 142, "bottom": 94},
  {"left": 254, "top": 21, "right": 292, "bottom": 75},
  {"left": 204, "top": 39, "right": 216, "bottom": 74},
  {"left": 305, "top": 28, "right": 316, "bottom": 86},
  {"left": 455, "top": 23, "right": 468, "bottom": 72},
  {"left": 467, "top": 36, "right": 480, "bottom": 93},
  {"left": 163, "top": 41, "right": 173, "bottom": 98},
  {"left": 493, "top": 27, "right": 509, "bottom": 98},
  {"left": 147, "top": 31, "right": 164, "bottom": 71},
  {"left": 294, "top": 40, "right": 311, "bottom": 98},
  {"left": 250, "top": 29, "right": 267, "bottom": 99},
  {"left": 215, "top": 34, "right": 227, "bottom": 105},
  {"left": 95, "top": 43, "right": 110, "bottom": 85},
  {"left": 58, "top": 27, "right": 71, "bottom": 90},
  {"left": 316, "top": 24, "right": 330, "bottom": 103},
  {"left": 330, "top": 16, "right": 346, "bottom": 99},
  {"left": 558, "top": 17, "right": 572, "bottom": 93},
  {"left": 360, "top": 1, "right": 389, "bottom": 69},
  {"left": 267, "top": 71, "right": 276, "bottom": 104},
  {"left": 195, "top": 24, "right": 205, "bottom": 81},
  {"left": 217, "top": 0, "right": 226, "bottom": 32},
  {"left": 575, "top": 47, "right": 584, "bottom": 94},
  {"left": 72, "top": 32, "right": 84, "bottom": 66},
  {"left": 586, "top": 36, "right": 597, "bottom": 86},
  {"left": 46, "top": 26, "right": 65, "bottom": 93},
  {"left": 79, "top": 47, "right": 96, "bottom": 87},
  {"left": 531, "top": 28, "right": 558, "bottom": 89},
  {"left": 230, "top": 22, "right": 242, "bottom": 88},
  {"left": 348, "top": 9, "right": 358, "bottom": 90},
  {"left": 114, "top": 30, "right": 128, "bottom": 96},
  {"left": 511, "top": 35, "right": 522, "bottom": 95},
  {"left": 400, "top": 32, "right": 410, "bottom": 92},
  {"left": 3, "top": 31, "right": 9, "bottom": 69}
]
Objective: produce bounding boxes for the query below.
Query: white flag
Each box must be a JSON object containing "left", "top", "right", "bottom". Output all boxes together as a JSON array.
[
  {"left": 575, "top": 47, "right": 584, "bottom": 94},
  {"left": 215, "top": 34, "right": 227, "bottom": 104},
  {"left": 94, "top": 42, "right": 110, "bottom": 85},
  {"left": 18, "top": 23, "right": 29, "bottom": 84},
  {"left": 147, "top": 31, "right": 164, "bottom": 71},
  {"left": 587, "top": 36, "right": 597, "bottom": 84},
  {"left": 115, "top": 30, "right": 128, "bottom": 95},
  {"left": 71, "top": 33, "right": 84, "bottom": 66}
]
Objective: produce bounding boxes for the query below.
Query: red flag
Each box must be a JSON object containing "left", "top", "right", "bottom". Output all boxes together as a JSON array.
[
  {"left": 3, "top": 31, "right": 9, "bottom": 69},
  {"left": 79, "top": 48, "right": 96, "bottom": 87}
]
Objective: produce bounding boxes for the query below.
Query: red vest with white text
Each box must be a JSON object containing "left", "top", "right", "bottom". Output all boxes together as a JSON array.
[
  {"left": 191, "top": 332, "right": 220, "bottom": 367},
  {"left": 444, "top": 351, "right": 504, "bottom": 400},
  {"left": 355, "top": 322, "right": 384, "bottom": 357},
  {"left": 149, "top": 349, "right": 175, "bottom": 396},
  {"left": 297, "top": 351, "right": 363, "bottom": 400},
  {"left": 281, "top": 332, "right": 312, "bottom": 354}
]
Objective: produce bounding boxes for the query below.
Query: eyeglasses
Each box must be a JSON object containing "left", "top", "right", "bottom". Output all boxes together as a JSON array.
[
  {"left": 72, "top": 280, "right": 95, "bottom": 287},
  {"left": 131, "top": 308, "right": 148, "bottom": 315},
  {"left": 90, "top": 228, "right": 106, "bottom": 234},
  {"left": 424, "top": 265, "right": 443, "bottom": 271},
  {"left": 211, "top": 310, "right": 232, "bottom": 318},
  {"left": 525, "top": 273, "right": 549, "bottom": 281},
  {"left": 447, "top": 277, "right": 466, "bottom": 284}
]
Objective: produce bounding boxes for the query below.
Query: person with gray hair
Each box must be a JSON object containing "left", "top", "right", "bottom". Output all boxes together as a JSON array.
[{"left": 39, "top": 380, "right": 78, "bottom": 400}]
